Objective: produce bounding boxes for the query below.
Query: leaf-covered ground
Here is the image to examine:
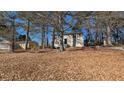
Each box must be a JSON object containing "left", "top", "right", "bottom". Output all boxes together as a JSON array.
[{"left": 0, "top": 48, "right": 124, "bottom": 81}]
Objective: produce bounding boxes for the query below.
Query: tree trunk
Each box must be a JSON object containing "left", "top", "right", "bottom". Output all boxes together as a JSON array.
[
  {"left": 116, "top": 28, "right": 119, "bottom": 45},
  {"left": 12, "top": 18, "right": 15, "bottom": 52},
  {"left": 59, "top": 32, "right": 64, "bottom": 52},
  {"left": 87, "top": 29, "right": 90, "bottom": 47},
  {"left": 25, "top": 19, "right": 30, "bottom": 50},
  {"left": 101, "top": 32, "right": 104, "bottom": 45},
  {"left": 41, "top": 26, "right": 45, "bottom": 49},
  {"left": 58, "top": 15, "right": 65, "bottom": 52},
  {"left": 47, "top": 35, "right": 49, "bottom": 48},
  {"left": 103, "top": 25, "right": 112, "bottom": 46},
  {"left": 95, "top": 24, "right": 99, "bottom": 46},
  {"left": 106, "top": 25, "right": 112, "bottom": 46},
  {"left": 52, "top": 29, "right": 55, "bottom": 49},
  {"left": 95, "top": 32, "right": 98, "bottom": 46},
  {"left": 46, "top": 26, "right": 49, "bottom": 48},
  {"left": 73, "top": 34, "right": 76, "bottom": 47}
]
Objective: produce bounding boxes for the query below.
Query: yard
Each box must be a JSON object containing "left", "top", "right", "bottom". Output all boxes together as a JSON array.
[{"left": 0, "top": 47, "right": 124, "bottom": 80}]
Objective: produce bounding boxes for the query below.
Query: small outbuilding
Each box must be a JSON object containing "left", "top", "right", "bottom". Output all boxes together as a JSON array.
[{"left": 54, "top": 32, "right": 84, "bottom": 48}]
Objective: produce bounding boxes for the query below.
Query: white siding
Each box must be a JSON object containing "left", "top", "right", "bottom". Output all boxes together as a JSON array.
[
  {"left": 76, "top": 34, "right": 84, "bottom": 47},
  {"left": 63, "top": 35, "right": 73, "bottom": 47},
  {"left": 54, "top": 34, "right": 84, "bottom": 48},
  {"left": 0, "top": 43, "right": 11, "bottom": 52}
]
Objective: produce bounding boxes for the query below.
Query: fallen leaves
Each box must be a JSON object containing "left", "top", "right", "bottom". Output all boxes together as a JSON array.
[{"left": 0, "top": 48, "right": 124, "bottom": 80}]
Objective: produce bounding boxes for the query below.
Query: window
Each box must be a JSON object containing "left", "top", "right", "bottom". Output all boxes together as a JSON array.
[{"left": 64, "top": 39, "right": 67, "bottom": 44}]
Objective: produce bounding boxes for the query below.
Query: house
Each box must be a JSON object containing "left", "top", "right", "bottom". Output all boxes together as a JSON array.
[
  {"left": 54, "top": 32, "right": 84, "bottom": 48},
  {"left": 0, "top": 34, "right": 39, "bottom": 52},
  {"left": 0, "top": 37, "right": 11, "bottom": 52}
]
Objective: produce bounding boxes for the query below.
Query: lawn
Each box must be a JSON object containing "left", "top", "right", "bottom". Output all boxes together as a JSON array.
[{"left": 0, "top": 48, "right": 124, "bottom": 81}]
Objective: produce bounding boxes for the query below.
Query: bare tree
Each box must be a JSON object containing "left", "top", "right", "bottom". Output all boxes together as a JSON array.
[
  {"left": 51, "top": 12, "right": 70, "bottom": 52},
  {"left": 17, "top": 11, "right": 34, "bottom": 50}
]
